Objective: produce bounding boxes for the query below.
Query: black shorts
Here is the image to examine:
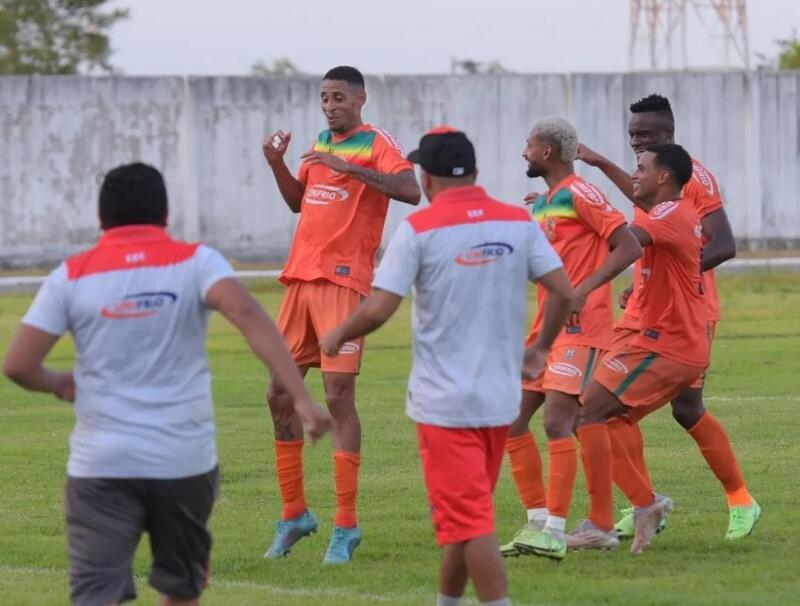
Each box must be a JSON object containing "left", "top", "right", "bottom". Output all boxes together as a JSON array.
[{"left": 65, "top": 467, "right": 219, "bottom": 606}]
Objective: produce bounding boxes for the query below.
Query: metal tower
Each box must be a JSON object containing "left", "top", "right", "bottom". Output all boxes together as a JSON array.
[{"left": 629, "top": 0, "right": 750, "bottom": 70}]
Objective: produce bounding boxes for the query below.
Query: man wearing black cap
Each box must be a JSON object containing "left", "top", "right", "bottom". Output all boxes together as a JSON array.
[{"left": 321, "top": 127, "right": 576, "bottom": 606}]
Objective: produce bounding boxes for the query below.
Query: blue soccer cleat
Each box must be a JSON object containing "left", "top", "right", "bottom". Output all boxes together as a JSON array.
[
  {"left": 322, "top": 526, "right": 362, "bottom": 565},
  {"left": 264, "top": 510, "right": 318, "bottom": 559}
]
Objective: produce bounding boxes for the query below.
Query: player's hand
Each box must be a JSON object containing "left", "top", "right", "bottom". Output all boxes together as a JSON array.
[
  {"left": 524, "top": 191, "right": 541, "bottom": 206},
  {"left": 319, "top": 330, "right": 343, "bottom": 358},
  {"left": 576, "top": 143, "right": 603, "bottom": 167},
  {"left": 54, "top": 372, "right": 75, "bottom": 403},
  {"left": 301, "top": 150, "right": 350, "bottom": 174},
  {"left": 521, "top": 344, "right": 548, "bottom": 382},
  {"left": 619, "top": 285, "right": 634, "bottom": 309},
  {"left": 294, "top": 397, "right": 332, "bottom": 444},
  {"left": 566, "top": 283, "right": 589, "bottom": 328},
  {"left": 262, "top": 130, "right": 291, "bottom": 165}
]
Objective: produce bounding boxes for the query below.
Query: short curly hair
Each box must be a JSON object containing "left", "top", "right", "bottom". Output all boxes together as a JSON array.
[{"left": 531, "top": 117, "right": 578, "bottom": 163}]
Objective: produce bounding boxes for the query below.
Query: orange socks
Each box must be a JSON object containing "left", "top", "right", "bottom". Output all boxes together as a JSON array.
[
  {"left": 607, "top": 418, "right": 654, "bottom": 508},
  {"left": 688, "top": 412, "right": 753, "bottom": 507},
  {"left": 506, "top": 432, "right": 547, "bottom": 510},
  {"left": 275, "top": 440, "right": 307, "bottom": 520},
  {"left": 577, "top": 424, "right": 614, "bottom": 531},
  {"left": 334, "top": 451, "right": 361, "bottom": 528},
  {"left": 546, "top": 437, "right": 577, "bottom": 519}
]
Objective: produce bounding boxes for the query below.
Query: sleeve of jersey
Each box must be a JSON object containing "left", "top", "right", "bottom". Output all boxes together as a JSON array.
[
  {"left": 195, "top": 245, "right": 237, "bottom": 300},
  {"left": 372, "top": 129, "right": 414, "bottom": 175},
  {"left": 372, "top": 221, "right": 420, "bottom": 297},
  {"left": 573, "top": 194, "right": 627, "bottom": 240},
  {"left": 22, "top": 264, "right": 69, "bottom": 337},
  {"left": 684, "top": 176, "right": 723, "bottom": 218},
  {"left": 632, "top": 213, "right": 677, "bottom": 247},
  {"left": 527, "top": 221, "right": 564, "bottom": 281}
]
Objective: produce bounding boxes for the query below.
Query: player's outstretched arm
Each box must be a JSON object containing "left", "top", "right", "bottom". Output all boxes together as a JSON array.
[
  {"left": 320, "top": 289, "right": 403, "bottom": 357},
  {"left": 522, "top": 268, "right": 576, "bottom": 379},
  {"left": 568, "top": 225, "right": 642, "bottom": 325},
  {"left": 3, "top": 325, "right": 75, "bottom": 402},
  {"left": 700, "top": 208, "right": 736, "bottom": 271},
  {"left": 577, "top": 143, "right": 635, "bottom": 203},
  {"left": 206, "top": 278, "right": 331, "bottom": 442},
  {"left": 262, "top": 131, "right": 305, "bottom": 213}
]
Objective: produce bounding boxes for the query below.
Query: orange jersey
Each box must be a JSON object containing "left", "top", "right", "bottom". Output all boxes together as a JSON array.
[
  {"left": 622, "top": 157, "right": 724, "bottom": 324},
  {"left": 528, "top": 175, "right": 627, "bottom": 349},
  {"left": 631, "top": 199, "right": 709, "bottom": 367},
  {"left": 280, "top": 124, "right": 413, "bottom": 296}
]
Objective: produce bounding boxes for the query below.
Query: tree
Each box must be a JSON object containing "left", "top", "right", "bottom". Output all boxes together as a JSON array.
[
  {"left": 777, "top": 35, "right": 800, "bottom": 69},
  {"left": 757, "top": 30, "right": 800, "bottom": 70},
  {"left": 0, "top": 0, "right": 129, "bottom": 75},
  {"left": 450, "top": 57, "right": 512, "bottom": 75},
  {"left": 250, "top": 57, "right": 304, "bottom": 76}
]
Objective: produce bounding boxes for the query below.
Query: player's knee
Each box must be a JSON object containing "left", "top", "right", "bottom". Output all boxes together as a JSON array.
[
  {"left": 266, "top": 382, "right": 293, "bottom": 415},
  {"left": 670, "top": 392, "right": 705, "bottom": 429},
  {"left": 542, "top": 414, "right": 572, "bottom": 440}
]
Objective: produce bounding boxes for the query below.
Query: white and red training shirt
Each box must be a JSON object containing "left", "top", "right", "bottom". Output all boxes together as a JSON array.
[
  {"left": 22, "top": 225, "right": 235, "bottom": 479},
  {"left": 373, "top": 186, "right": 562, "bottom": 429}
]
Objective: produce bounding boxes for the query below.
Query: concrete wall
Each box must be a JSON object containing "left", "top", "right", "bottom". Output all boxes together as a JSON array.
[{"left": 1, "top": 72, "right": 798, "bottom": 266}]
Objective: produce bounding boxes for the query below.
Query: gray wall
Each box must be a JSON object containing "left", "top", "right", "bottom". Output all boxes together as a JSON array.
[{"left": 1, "top": 72, "right": 798, "bottom": 266}]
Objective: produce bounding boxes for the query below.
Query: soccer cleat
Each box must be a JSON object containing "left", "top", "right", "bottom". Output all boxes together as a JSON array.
[
  {"left": 323, "top": 526, "right": 362, "bottom": 565},
  {"left": 264, "top": 510, "right": 319, "bottom": 559},
  {"left": 500, "top": 519, "right": 545, "bottom": 558},
  {"left": 726, "top": 501, "right": 761, "bottom": 540},
  {"left": 615, "top": 494, "right": 670, "bottom": 540},
  {"left": 631, "top": 496, "right": 674, "bottom": 555},
  {"left": 565, "top": 519, "right": 620, "bottom": 551},
  {"left": 513, "top": 527, "right": 567, "bottom": 561}
]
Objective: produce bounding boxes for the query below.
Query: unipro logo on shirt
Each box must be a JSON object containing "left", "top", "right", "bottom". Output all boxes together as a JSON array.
[
  {"left": 455, "top": 242, "right": 514, "bottom": 266},
  {"left": 101, "top": 291, "right": 177, "bottom": 319},
  {"left": 304, "top": 185, "right": 350, "bottom": 206}
]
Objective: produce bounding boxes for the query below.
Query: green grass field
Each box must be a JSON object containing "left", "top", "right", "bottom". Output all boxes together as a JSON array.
[{"left": 1, "top": 271, "right": 798, "bottom": 605}]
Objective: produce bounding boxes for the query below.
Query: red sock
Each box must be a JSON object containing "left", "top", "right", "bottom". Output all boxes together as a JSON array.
[
  {"left": 546, "top": 437, "right": 577, "bottom": 518},
  {"left": 275, "top": 440, "right": 306, "bottom": 520},
  {"left": 607, "top": 418, "right": 654, "bottom": 508},
  {"left": 506, "top": 432, "right": 546, "bottom": 509},
  {"left": 334, "top": 451, "right": 361, "bottom": 527},
  {"left": 577, "top": 424, "right": 614, "bottom": 531},
  {"left": 688, "top": 412, "right": 753, "bottom": 507}
]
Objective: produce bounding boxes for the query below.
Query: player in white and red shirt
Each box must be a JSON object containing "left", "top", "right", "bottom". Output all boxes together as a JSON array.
[
  {"left": 321, "top": 128, "right": 575, "bottom": 606},
  {"left": 3, "top": 163, "right": 330, "bottom": 606}
]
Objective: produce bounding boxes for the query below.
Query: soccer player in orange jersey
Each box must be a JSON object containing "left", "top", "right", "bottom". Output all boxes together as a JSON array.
[
  {"left": 577, "top": 95, "right": 760, "bottom": 541},
  {"left": 261, "top": 66, "right": 421, "bottom": 564},
  {"left": 500, "top": 118, "right": 641, "bottom": 560},
  {"left": 572, "top": 143, "right": 709, "bottom": 554}
]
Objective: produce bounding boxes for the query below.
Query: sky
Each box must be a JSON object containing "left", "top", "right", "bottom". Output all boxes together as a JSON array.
[{"left": 108, "top": 0, "right": 798, "bottom": 75}]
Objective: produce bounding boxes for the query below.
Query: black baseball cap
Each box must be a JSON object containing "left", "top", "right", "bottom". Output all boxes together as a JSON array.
[{"left": 407, "top": 126, "right": 476, "bottom": 177}]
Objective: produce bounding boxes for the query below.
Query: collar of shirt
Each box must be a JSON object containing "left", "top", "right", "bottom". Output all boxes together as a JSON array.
[
  {"left": 331, "top": 123, "right": 371, "bottom": 144},
  {"left": 430, "top": 185, "right": 488, "bottom": 205},
  {"left": 546, "top": 174, "right": 578, "bottom": 203},
  {"left": 98, "top": 225, "right": 172, "bottom": 247}
]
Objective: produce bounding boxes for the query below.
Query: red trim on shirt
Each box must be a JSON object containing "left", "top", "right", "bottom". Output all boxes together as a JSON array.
[
  {"left": 408, "top": 186, "right": 530, "bottom": 234},
  {"left": 66, "top": 226, "right": 199, "bottom": 280}
]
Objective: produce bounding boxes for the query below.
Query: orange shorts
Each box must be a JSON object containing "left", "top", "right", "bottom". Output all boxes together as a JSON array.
[
  {"left": 417, "top": 423, "right": 509, "bottom": 547},
  {"left": 276, "top": 279, "right": 363, "bottom": 374},
  {"left": 610, "top": 321, "right": 716, "bottom": 390},
  {"left": 521, "top": 345, "right": 603, "bottom": 395},
  {"left": 593, "top": 346, "right": 705, "bottom": 408}
]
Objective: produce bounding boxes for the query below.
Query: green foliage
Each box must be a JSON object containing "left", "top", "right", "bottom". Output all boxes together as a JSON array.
[
  {"left": 251, "top": 57, "right": 304, "bottom": 76},
  {"left": 777, "top": 36, "right": 800, "bottom": 70},
  {"left": 0, "top": 0, "right": 128, "bottom": 75}
]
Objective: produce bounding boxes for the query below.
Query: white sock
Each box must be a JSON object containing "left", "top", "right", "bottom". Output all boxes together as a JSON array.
[
  {"left": 544, "top": 515, "right": 566, "bottom": 537},
  {"left": 481, "top": 598, "right": 511, "bottom": 606},
  {"left": 526, "top": 507, "right": 548, "bottom": 524},
  {"left": 437, "top": 594, "right": 461, "bottom": 606}
]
